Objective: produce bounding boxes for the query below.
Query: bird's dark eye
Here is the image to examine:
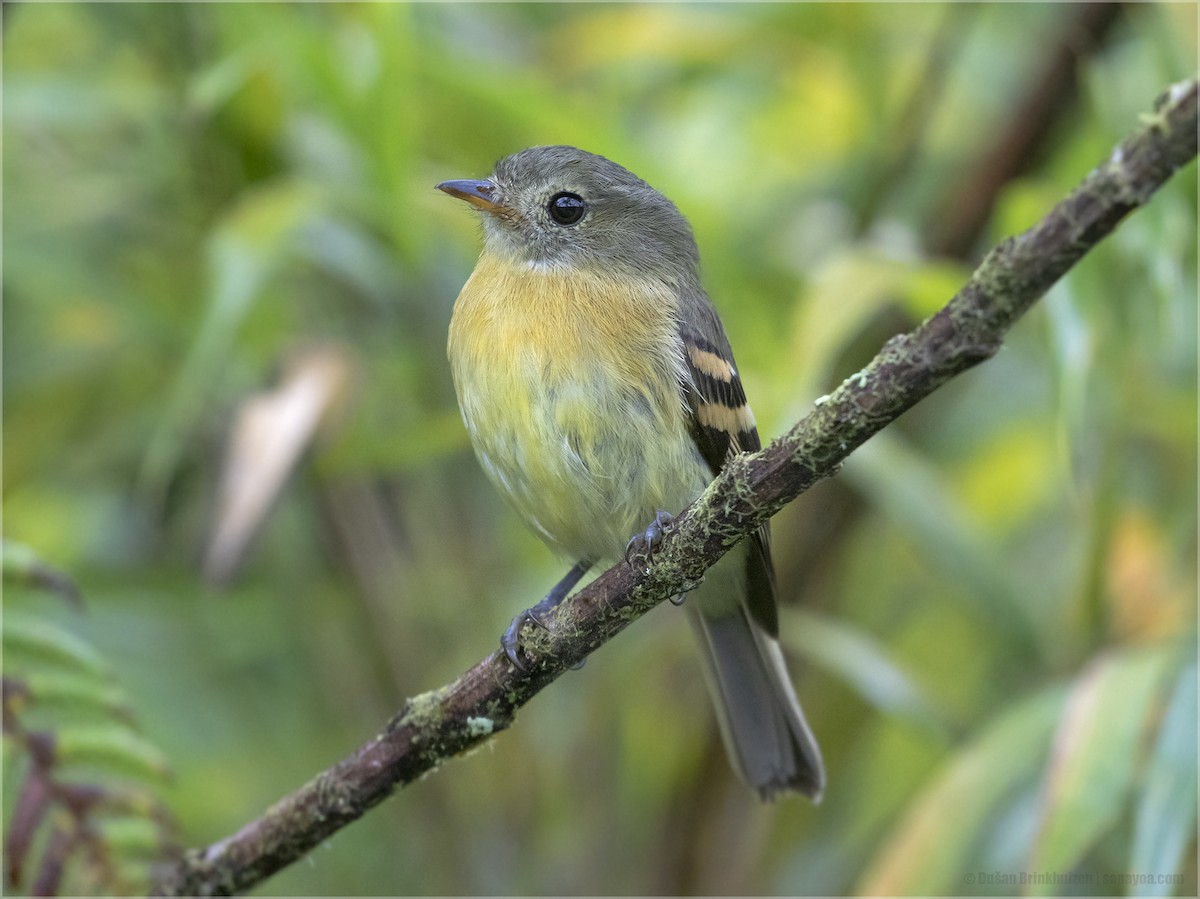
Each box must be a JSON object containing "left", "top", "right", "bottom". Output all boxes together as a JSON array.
[{"left": 547, "top": 192, "right": 586, "bottom": 226}]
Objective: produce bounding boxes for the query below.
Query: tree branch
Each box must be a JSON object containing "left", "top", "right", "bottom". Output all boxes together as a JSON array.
[{"left": 152, "top": 76, "right": 1197, "bottom": 897}]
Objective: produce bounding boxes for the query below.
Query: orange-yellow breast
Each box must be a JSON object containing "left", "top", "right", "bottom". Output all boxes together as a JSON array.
[{"left": 447, "top": 252, "right": 710, "bottom": 560}]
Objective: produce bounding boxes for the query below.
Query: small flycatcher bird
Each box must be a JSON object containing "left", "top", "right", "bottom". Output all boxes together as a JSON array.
[{"left": 438, "top": 146, "right": 824, "bottom": 800}]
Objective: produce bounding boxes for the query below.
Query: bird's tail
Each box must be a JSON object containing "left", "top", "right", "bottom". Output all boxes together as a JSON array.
[{"left": 687, "top": 604, "right": 825, "bottom": 801}]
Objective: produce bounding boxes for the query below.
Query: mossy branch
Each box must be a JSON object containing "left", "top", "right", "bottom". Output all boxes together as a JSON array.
[{"left": 151, "top": 76, "right": 1197, "bottom": 897}]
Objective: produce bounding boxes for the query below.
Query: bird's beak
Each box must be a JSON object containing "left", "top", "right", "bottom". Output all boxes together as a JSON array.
[{"left": 436, "top": 178, "right": 506, "bottom": 214}]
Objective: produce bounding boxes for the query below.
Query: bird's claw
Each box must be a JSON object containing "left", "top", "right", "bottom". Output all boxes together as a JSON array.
[
  {"left": 624, "top": 510, "right": 675, "bottom": 567},
  {"left": 501, "top": 560, "right": 593, "bottom": 671},
  {"left": 502, "top": 605, "right": 588, "bottom": 671},
  {"left": 503, "top": 604, "right": 557, "bottom": 671}
]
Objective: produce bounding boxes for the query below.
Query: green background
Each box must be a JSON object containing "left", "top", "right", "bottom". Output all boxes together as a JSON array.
[{"left": 3, "top": 3, "right": 1196, "bottom": 895}]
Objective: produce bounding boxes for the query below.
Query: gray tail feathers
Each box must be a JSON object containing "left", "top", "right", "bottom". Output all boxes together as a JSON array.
[{"left": 688, "top": 608, "right": 825, "bottom": 801}]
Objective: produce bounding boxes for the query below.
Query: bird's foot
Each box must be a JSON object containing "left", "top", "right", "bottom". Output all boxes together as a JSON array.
[
  {"left": 501, "top": 603, "right": 553, "bottom": 671},
  {"left": 624, "top": 510, "right": 674, "bottom": 567},
  {"left": 501, "top": 560, "right": 591, "bottom": 671}
]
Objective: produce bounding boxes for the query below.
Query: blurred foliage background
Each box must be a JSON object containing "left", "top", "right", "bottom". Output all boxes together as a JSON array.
[{"left": 3, "top": 3, "right": 1196, "bottom": 896}]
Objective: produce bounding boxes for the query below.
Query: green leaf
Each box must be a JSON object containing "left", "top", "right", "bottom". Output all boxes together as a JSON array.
[
  {"left": 23, "top": 671, "right": 134, "bottom": 722},
  {"left": 1128, "top": 654, "right": 1197, "bottom": 897},
  {"left": 1026, "top": 644, "right": 1173, "bottom": 894},
  {"left": 1, "top": 540, "right": 82, "bottom": 605},
  {"left": 781, "top": 607, "right": 947, "bottom": 733},
  {"left": 2, "top": 539, "right": 41, "bottom": 579},
  {"left": 858, "top": 685, "right": 1067, "bottom": 895},
  {"left": 2, "top": 613, "right": 109, "bottom": 676},
  {"left": 55, "top": 726, "right": 173, "bottom": 784},
  {"left": 98, "top": 816, "right": 167, "bottom": 857}
]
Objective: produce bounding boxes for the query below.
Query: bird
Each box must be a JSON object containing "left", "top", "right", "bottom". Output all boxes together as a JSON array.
[{"left": 437, "top": 145, "right": 824, "bottom": 800}]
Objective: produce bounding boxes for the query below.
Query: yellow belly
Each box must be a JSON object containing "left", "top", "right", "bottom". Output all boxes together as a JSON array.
[{"left": 448, "top": 254, "right": 709, "bottom": 560}]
